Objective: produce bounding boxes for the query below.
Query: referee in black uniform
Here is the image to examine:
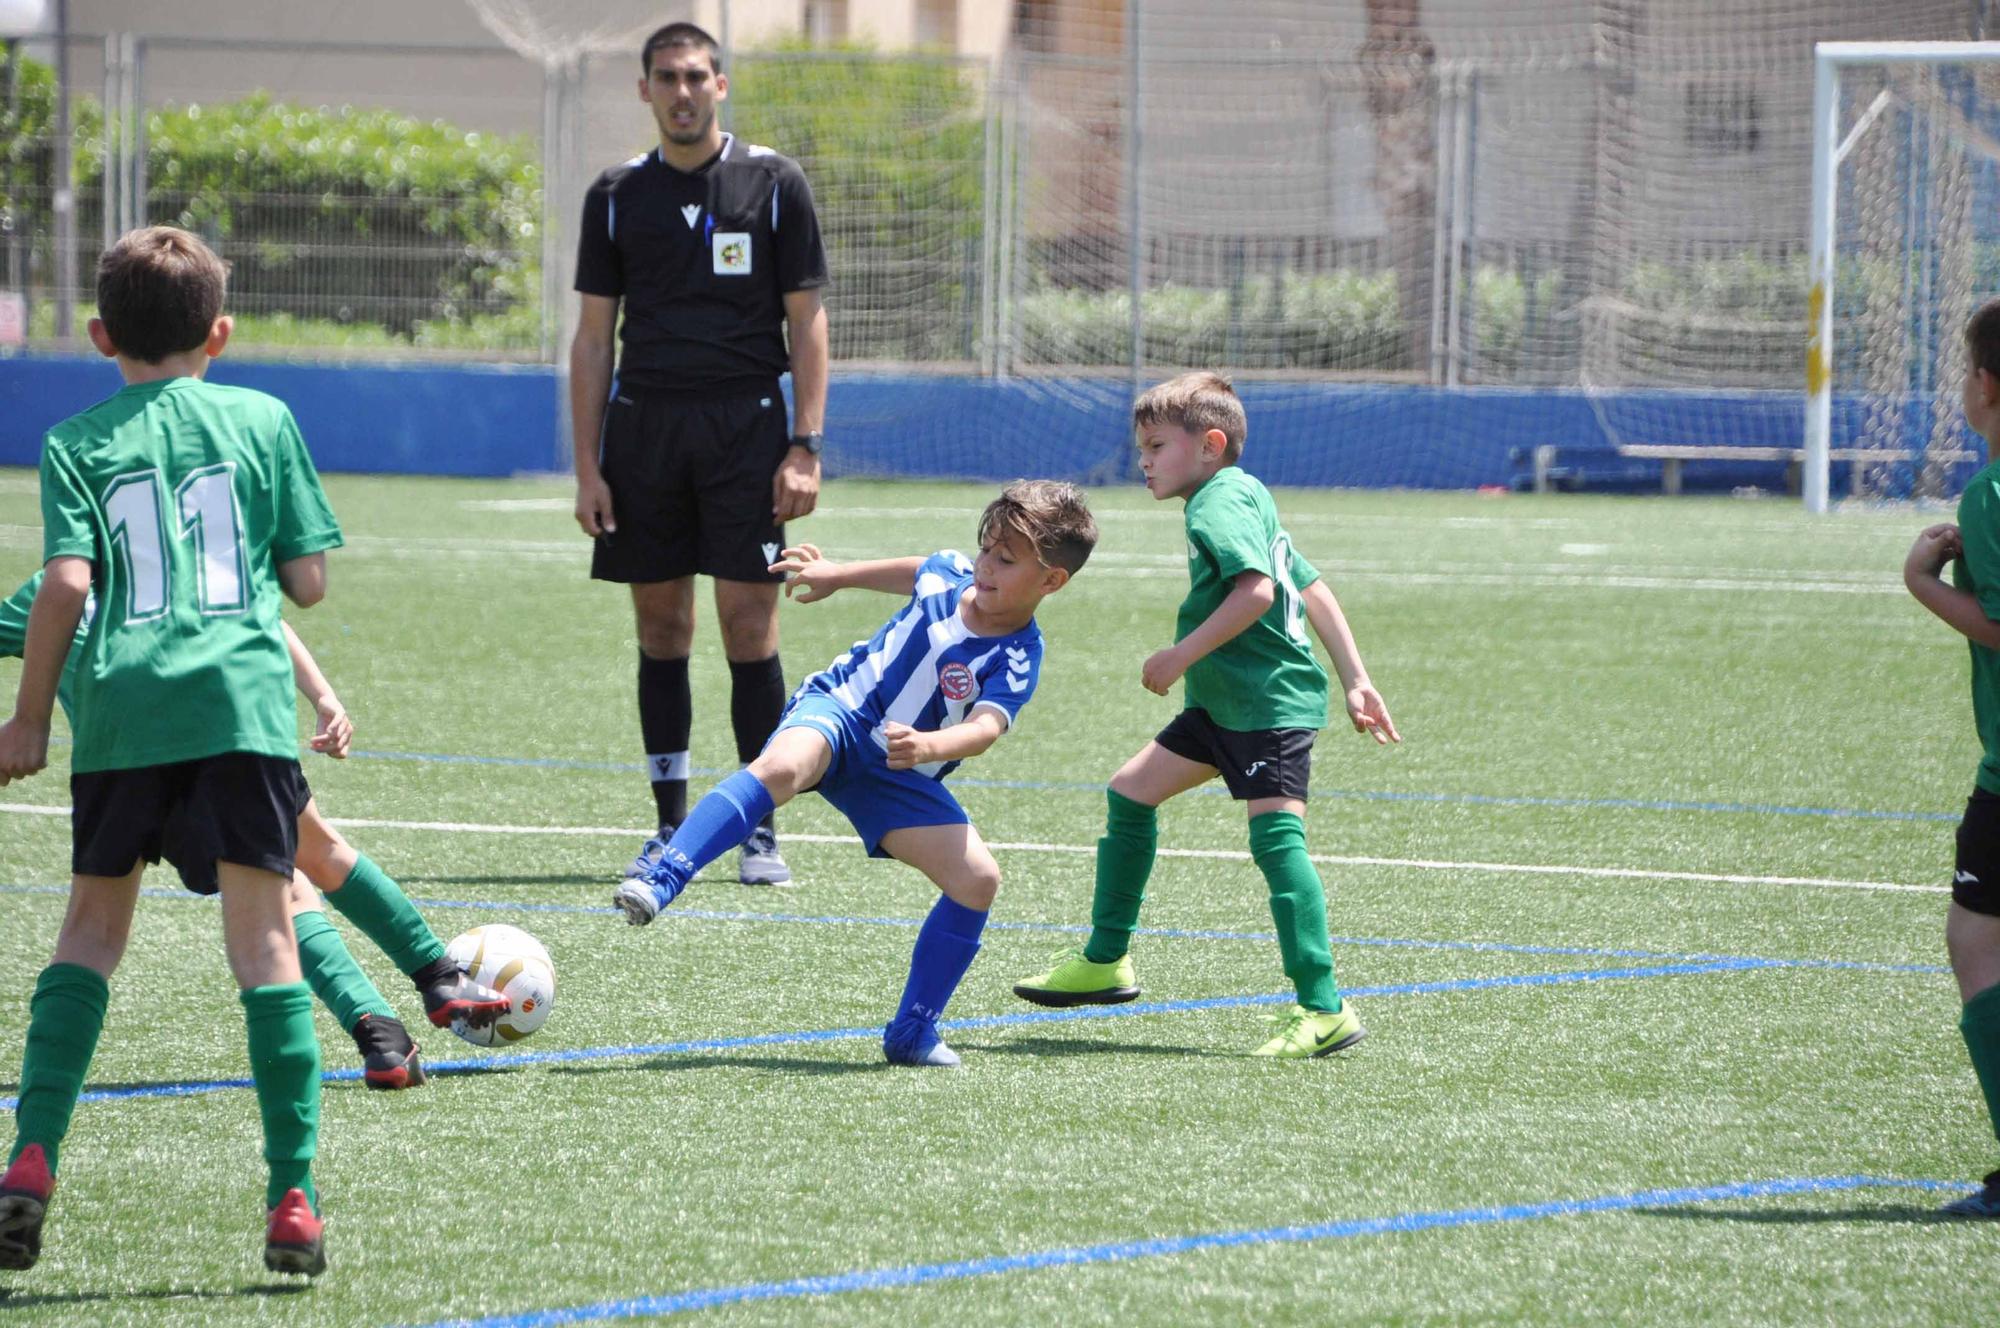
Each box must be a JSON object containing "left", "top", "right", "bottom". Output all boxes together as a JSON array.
[{"left": 570, "top": 22, "right": 829, "bottom": 888}]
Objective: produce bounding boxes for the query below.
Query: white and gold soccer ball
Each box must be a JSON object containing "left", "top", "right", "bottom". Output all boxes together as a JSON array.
[{"left": 444, "top": 924, "right": 555, "bottom": 1046}]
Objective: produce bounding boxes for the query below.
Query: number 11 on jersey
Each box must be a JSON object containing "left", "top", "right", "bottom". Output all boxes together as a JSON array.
[{"left": 101, "top": 463, "right": 248, "bottom": 623}]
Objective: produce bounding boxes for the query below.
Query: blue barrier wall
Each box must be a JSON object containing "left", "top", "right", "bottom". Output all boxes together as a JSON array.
[
  {"left": 1, "top": 355, "right": 1968, "bottom": 492},
  {"left": 0, "top": 355, "right": 559, "bottom": 477}
]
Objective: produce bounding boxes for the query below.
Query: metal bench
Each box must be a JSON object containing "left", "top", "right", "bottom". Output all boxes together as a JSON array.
[{"left": 1530, "top": 443, "right": 1981, "bottom": 495}]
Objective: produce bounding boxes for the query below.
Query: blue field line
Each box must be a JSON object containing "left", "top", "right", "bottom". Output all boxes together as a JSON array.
[
  {"left": 404, "top": 1174, "right": 1962, "bottom": 1328},
  {"left": 0, "top": 882, "right": 1950, "bottom": 975},
  {"left": 342, "top": 746, "right": 1960, "bottom": 823},
  {"left": 0, "top": 956, "right": 1783, "bottom": 1113}
]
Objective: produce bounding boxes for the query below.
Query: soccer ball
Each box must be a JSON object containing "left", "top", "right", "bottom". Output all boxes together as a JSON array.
[{"left": 443, "top": 924, "right": 556, "bottom": 1047}]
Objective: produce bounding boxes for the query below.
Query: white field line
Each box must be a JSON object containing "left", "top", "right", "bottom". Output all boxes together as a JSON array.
[
  {"left": 0, "top": 803, "right": 1941, "bottom": 894},
  {"left": 0, "top": 523, "right": 1874, "bottom": 594}
]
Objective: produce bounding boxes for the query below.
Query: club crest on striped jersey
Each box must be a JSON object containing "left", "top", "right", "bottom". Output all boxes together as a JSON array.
[{"left": 939, "top": 662, "right": 977, "bottom": 701}]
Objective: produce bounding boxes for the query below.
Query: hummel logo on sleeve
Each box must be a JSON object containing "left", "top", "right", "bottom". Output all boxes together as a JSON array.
[
  {"left": 1006, "top": 647, "right": 1032, "bottom": 693},
  {"left": 1957, "top": 869, "right": 1981, "bottom": 885}
]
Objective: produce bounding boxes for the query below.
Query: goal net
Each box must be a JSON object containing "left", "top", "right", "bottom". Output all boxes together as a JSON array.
[
  {"left": 1807, "top": 43, "right": 2000, "bottom": 508},
  {"left": 455, "top": 1, "right": 1992, "bottom": 491}
]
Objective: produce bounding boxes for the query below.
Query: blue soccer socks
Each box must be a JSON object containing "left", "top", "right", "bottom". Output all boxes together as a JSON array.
[
  {"left": 885, "top": 894, "right": 986, "bottom": 1067},
  {"left": 647, "top": 769, "right": 777, "bottom": 903},
  {"left": 892, "top": 894, "right": 989, "bottom": 1030}
]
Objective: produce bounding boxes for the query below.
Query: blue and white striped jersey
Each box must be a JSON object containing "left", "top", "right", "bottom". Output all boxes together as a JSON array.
[{"left": 795, "top": 550, "right": 1043, "bottom": 780}]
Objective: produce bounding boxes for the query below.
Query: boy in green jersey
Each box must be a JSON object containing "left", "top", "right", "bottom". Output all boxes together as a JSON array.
[
  {"left": 0, "top": 573, "right": 509, "bottom": 1092},
  {"left": 1014, "top": 372, "right": 1399, "bottom": 1056},
  {"left": 1904, "top": 298, "right": 2000, "bottom": 1218},
  {"left": 0, "top": 227, "right": 341, "bottom": 1276}
]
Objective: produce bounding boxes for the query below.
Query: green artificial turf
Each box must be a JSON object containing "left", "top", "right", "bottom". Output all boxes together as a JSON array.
[{"left": 0, "top": 471, "right": 1991, "bottom": 1325}]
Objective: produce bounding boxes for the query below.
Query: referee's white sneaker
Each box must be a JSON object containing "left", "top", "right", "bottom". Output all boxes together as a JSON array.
[{"left": 738, "top": 826, "right": 793, "bottom": 886}]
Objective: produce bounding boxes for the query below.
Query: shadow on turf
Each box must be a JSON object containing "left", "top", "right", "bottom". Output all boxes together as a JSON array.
[
  {"left": 970, "top": 1036, "right": 1237, "bottom": 1060},
  {"left": 1639, "top": 1204, "right": 1956, "bottom": 1226},
  {"left": 549, "top": 1054, "right": 887, "bottom": 1079},
  {"left": 0, "top": 1283, "right": 310, "bottom": 1309}
]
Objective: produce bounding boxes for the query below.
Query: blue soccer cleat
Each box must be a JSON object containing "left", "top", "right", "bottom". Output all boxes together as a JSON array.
[
  {"left": 612, "top": 878, "right": 667, "bottom": 926},
  {"left": 621, "top": 829, "right": 675, "bottom": 883},
  {"left": 883, "top": 1013, "right": 962, "bottom": 1068}
]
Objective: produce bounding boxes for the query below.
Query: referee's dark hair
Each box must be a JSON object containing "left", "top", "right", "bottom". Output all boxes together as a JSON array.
[
  {"left": 642, "top": 22, "right": 722, "bottom": 75},
  {"left": 1968, "top": 297, "right": 2000, "bottom": 383}
]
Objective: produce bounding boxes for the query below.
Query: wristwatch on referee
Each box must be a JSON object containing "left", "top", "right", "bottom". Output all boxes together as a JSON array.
[{"left": 789, "top": 431, "right": 824, "bottom": 456}]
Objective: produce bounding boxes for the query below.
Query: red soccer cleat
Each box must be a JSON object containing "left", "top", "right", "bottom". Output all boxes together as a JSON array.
[
  {"left": 0, "top": 1143, "right": 54, "bottom": 1271},
  {"left": 263, "top": 1188, "right": 326, "bottom": 1277}
]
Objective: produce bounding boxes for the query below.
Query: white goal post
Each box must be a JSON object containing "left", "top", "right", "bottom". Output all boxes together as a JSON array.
[{"left": 1806, "top": 41, "right": 2000, "bottom": 512}]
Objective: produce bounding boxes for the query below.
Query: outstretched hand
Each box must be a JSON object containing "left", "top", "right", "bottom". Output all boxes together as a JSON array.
[
  {"left": 1345, "top": 684, "right": 1401, "bottom": 745},
  {"left": 770, "top": 543, "right": 842, "bottom": 602}
]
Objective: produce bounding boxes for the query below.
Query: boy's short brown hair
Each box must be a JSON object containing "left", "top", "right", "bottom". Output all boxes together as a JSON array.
[
  {"left": 1968, "top": 298, "right": 2000, "bottom": 382},
  {"left": 96, "top": 226, "right": 228, "bottom": 364},
  {"left": 978, "top": 479, "right": 1098, "bottom": 575},
  {"left": 1133, "top": 371, "right": 1248, "bottom": 464}
]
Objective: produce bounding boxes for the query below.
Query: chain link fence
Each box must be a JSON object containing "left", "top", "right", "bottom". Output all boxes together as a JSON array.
[{"left": 0, "top": 0, "right": 1988, "bottom": 407}]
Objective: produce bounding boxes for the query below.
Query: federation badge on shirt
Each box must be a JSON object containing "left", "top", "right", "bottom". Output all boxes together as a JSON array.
[{"left": 713, "top": 232, "right": 752, "bottom": 275}]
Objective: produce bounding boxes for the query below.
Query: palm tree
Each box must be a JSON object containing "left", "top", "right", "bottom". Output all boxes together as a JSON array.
[{"left": 1359, "top": 0, "right": 1436, "bottom": 375}]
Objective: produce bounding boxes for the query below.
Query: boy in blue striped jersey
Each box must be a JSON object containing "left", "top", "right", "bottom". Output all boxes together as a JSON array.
[{"left": 613, "top": 480, "right": 1097, "bottom": 1066}]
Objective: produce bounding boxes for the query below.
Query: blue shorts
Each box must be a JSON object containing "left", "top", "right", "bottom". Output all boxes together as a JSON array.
[{"left": 772, "top": 692, "right": 969, "bottom": 858}]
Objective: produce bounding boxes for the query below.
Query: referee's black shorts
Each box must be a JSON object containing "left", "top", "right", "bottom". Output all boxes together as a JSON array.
[{"left": 591, "top": 384, "right": 790, "bottom": 585}]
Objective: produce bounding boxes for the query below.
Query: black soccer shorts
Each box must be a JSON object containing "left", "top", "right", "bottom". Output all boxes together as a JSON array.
[
  {"left": 71, "top": 752, "right": 309, "bottom": 895},
  {"left": 1954, "top": 788, "right": 2000, "bottom": 917},
  {"left": 1152, "top": 707, "right": 1316, "bottom": 801},
  {"left": 590, "top": 384, "right": 791, "bottom": 585}
]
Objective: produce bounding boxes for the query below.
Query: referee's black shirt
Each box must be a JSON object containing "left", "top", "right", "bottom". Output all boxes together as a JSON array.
[{"left": 574, "top": 134, "right": 829, "bottom": 397}]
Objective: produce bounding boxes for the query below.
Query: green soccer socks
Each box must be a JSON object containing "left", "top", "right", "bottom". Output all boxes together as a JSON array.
[
  {"left": 241, "top": 983, "right": 321, "bottom": 1212},
  {"left": 9, "top": 964, "right": 109, "bottom": 1175},
  {"left": 1249, "top": 811, "right": 1342, "bottom": 1014},
  {"left": 324, "top": 854, "right": 447, "bottom": 976},
  {"left": 1083, "top": 789, "right": 1158, "bottom": 964},
  {"left": 293, "top": 909, "right": 397, "bottom": 1033},
  {"left": 1962, "top": 982, "right": 2000, "bottom": 1145}
]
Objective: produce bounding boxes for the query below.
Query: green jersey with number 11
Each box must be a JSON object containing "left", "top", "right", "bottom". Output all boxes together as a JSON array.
[
  {"left": 38, "top": 377, "right": 343, "bottom": 773},
  {"left": 1177, "top": 466, "right": 1328, "bottom": 732}
]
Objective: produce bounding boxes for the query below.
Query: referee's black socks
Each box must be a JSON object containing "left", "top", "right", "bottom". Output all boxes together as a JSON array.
[
  {"left": 639, "top": 652, "right": 691, "bottom": 830},
  {"left": 730, "top": 654, "right": 787, "bottom": 830}
]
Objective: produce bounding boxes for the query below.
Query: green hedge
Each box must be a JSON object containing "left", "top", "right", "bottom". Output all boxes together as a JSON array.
[
  {"left": 728, "top": 44, "right": 986, "bottom": 360},
  {"left": 1017, "top": 269, "right": 1552, "bottom": 375},
  {"left": 1, "top": 50, "right": 541, "bottom": 343}
]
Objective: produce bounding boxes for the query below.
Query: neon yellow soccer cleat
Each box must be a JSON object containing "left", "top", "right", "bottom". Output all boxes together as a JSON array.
[
  {"left": 1011, "top": 948, "right": 1140, "bottom": 1007},
  {"left": 1251, "top": 1003, "right": 1366, "bottom": 1058}
]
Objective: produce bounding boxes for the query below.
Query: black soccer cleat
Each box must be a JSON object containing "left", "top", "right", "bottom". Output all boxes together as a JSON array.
[
  {"left": 412, "top": 957, "right": 510, "bottom": 1031},
  {"left": 352, "top": 1014, "right": 426, "bottom": 1091}
]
